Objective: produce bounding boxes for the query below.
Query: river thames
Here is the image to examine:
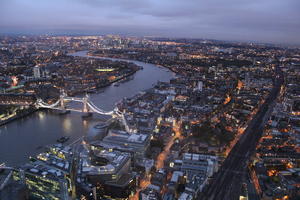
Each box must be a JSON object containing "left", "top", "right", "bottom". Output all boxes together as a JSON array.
[{"left": 0, "top": 51, "right": 174, "bottom": 166}]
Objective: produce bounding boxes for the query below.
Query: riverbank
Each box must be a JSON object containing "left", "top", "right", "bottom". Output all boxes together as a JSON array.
[
  {"left": 68, "top": 68, "right": 140, "bottom": 96},
  {"left": 0, "top": 51, "right": 174, "bottom": 166},
  {"left": 91, "top": 66, "right": 140, "bottom": 90},
  {"left": 67, "top": 52, "right": 142, "bottom": 96},
  {"left": 88, "top": 52, "right": 178, "bottom": 74},
  {"left": 0, "top": 107, "right": 38, "bottom": 126}
]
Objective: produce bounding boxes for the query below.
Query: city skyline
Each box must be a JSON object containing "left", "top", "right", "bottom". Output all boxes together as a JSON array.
[
  {"left": 1, "top": 0, "right": 300, "bottom": 45},
  {"left": 0, "top": 1, "right": 300, "bottom": 199}
]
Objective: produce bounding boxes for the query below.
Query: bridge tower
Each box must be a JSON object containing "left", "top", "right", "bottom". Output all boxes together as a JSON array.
[
  {"left": 82, "top": 94, "right": 90, "bottom": 113},
  {"left": 60, "top": 90, "right": 66, "bottom": 111}
]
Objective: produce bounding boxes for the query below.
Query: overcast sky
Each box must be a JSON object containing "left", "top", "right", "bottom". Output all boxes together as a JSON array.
[{"left": 1, "top": 0, "right": 299, "bottom": 44}]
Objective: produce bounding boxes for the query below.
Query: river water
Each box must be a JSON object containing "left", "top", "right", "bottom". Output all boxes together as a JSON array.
[{"left": 0, "top": 51, "right": 174, "bottom": 166}]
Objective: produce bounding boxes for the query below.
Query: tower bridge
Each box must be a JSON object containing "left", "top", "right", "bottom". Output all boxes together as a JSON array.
[
  {"left": 0, "top": 91, "right": 132, "bottom": 133},
  {"left": 35, "top": 91, "right": 115, "bottom": 116}
]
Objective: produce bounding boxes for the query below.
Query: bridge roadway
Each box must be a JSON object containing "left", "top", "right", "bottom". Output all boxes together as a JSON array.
[{"left": 201, "top": 67, "right": 284, "bottom": 200}]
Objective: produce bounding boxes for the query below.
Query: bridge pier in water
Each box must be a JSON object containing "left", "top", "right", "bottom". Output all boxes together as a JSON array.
[
  {"left": 58, "top": 92, "right": 70, "bottom": 115},
  {"left": 81, "top": 96, "right": 93, "bottom": 118}
]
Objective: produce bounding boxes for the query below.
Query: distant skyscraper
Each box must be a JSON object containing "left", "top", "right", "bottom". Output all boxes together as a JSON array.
[
  {"left": 253, "top": 58, "right": 256, "bottom": 66},
  {"left": 33, "top": 65, "right": 41, "bottom": 78},
  {"left": 245, "top": 72, "right": 250, "bottom": 88},
  {"left": 194, "top": 81, "right": 203, "bottom": 92},
  {"left": 198, "top": 81, "right": 203, "bottom": 92}
]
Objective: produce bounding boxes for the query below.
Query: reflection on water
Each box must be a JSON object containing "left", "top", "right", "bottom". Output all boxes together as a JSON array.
[
  {"left": 38, "top": 112, "right": 45, "bottom": 121},
  {"left": 0, "top": 51, "right": 174, "bottom": 166},
  {"left": 82, "top": 119, "right": 88, "bottom": 129},
  {"left": 62, "top": 117, "right": 72, "bottom": 135}
]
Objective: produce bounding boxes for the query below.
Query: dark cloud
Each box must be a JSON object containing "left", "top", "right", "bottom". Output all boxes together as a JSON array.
[{"left": 0, "top": 0, "right": 299, "bottom": 44}]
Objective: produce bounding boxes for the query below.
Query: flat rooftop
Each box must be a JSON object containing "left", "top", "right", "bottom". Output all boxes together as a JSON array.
[
  {"left": 82, "top": 149, "right": 130, "bottom": 175},
  {"left": 104, "top": 130, "right": 150, "bottom": 144}
]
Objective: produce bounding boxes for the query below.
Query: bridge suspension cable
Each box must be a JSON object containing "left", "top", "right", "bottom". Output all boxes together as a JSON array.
[{"left": 86, "top": 100, "right": 114, "bottom": 115}]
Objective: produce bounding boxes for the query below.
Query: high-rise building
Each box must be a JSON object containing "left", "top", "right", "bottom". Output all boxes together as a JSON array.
[
  {"left": 16, "top": 164, "right": 69, "bottom": 200},
  {"left": 0, "top": 168, "right": 28, "bottom": 200},
  {"left": 197, "top": 81, "right": 203, "bottom": 92},
  {"left": 81, "top": 149, "right": 136, "bottom": 199},
  {"left": 92, "top": 130, "right": 151, "bottom": 160},
  {"left": 33, "top": 65, "right": 41, "bottom": 78}
]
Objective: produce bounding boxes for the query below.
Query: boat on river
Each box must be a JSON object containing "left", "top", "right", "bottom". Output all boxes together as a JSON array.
[{"left": 57, "top": 136, "right": 69, "bottom": 143}]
